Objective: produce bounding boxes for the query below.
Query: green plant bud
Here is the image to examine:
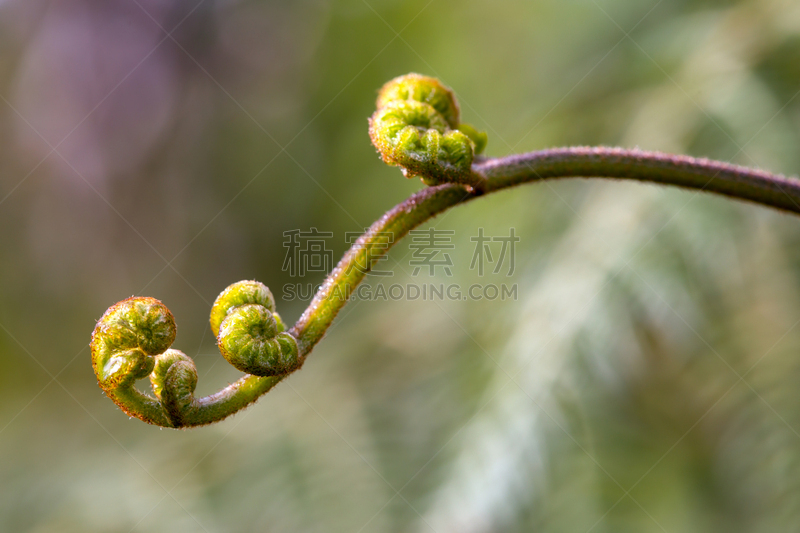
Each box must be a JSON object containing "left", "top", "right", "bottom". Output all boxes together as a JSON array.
[
  {"left": 91, "top": 297, "right": 176, "bottom": 390},
  {"left": 217, "top": 304, "right": 300, "bottom": 376},
  {"left": 209, "top": 280, "right": 276, "bottom": 337},
  {"left": 150, "top": 349, "right": 196, "bottom": 402},
  {"left": 369, "top": 73, "right": 487, "bottom": 186},
  {"left": 376, "top": 73, "right": 461, "bottom": 128},
  {"left": 159, "top": 359, "right": 199, "bottom": 421},
  {"left": 98, "top": 348, "right": 155, "bottom": 389}
]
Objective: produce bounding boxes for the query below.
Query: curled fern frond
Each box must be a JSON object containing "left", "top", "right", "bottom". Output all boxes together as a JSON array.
[
  {"left": 90, "top": 280, "right": 299, "bottom": 427},
  {"left": 368, "top": 73, "right": 487, "bottom": 187},
  {"left": 375, "top": 73, "right": 461, "bottom": 128},
  {"left": 91, "top": 296, "right": 190, "bottom": 426},
  {"left": 91, "top": 297, "right": 175, "bottom": 391},
  {"left": 150, "top": 349, "right": 198, "bottom": 423},
  {"left": 211, "top": 280, "right": 300, "bottom": 377}
]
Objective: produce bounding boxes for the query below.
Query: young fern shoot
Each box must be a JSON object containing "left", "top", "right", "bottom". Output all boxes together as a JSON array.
[{"left": 90, "top": 73, "right": 800, "bottom": 428}]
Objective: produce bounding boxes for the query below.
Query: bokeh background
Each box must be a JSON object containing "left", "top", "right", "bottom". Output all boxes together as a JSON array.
[{"left": 1, "top": 0, "right": 800, "bottom": 531}]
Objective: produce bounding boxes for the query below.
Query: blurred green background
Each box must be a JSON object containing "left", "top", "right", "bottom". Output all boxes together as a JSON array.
[{"left": 1, "top": 0, "right": 800, "bottom": 531}]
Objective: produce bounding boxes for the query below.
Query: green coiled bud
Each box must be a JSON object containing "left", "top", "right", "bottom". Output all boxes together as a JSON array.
[
  {"left": 210, "top": 280, "right": 300, "bottom": 376},
  {"left": 91, "top": 297, "right": 175, "bottom": 390},
  {"left": 91, "top": 296, "right": 202, "bottom": 426},
  {"left": 150, "top": 349, "right": 198, "bottom": 419},
  {"left": 368, "top": 73, "right": 487, "bottom": 186},
  {"left": 90, "top": 283, "right": 299, "bottom": 427},
  {"left": 376, "top": 73, "right": 461, "bottom": 129}
]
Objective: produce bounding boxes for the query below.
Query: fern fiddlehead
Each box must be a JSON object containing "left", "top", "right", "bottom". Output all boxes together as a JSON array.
[
  {"left": 91, "top": 297, "right": 182, "bottom": 426},
  {"left": 211, "top": 280, "right": 299, "bottom": 377},
  {"left": 368, "top": 73, "right": 487, "bottom": 187},
  {"left": 91, "top": 73, "right": 800, "bottom": 428},
  {"left": 91, "top": 281, "right": 298, "bottom": 427}
]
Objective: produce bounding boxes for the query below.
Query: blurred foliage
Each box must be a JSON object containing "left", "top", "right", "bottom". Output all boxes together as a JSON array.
[{"left": 0, "top": 0, "right": 800, "bottom": 531}]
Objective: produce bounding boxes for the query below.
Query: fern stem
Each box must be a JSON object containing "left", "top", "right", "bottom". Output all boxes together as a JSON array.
[{"left": 291, "top": 146, "right": 800, "bottom": 355}]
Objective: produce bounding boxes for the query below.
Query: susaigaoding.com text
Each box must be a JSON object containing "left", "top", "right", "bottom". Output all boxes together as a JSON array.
[{"left": 282, "top": 283, "right": 518, "bottom": 302}]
